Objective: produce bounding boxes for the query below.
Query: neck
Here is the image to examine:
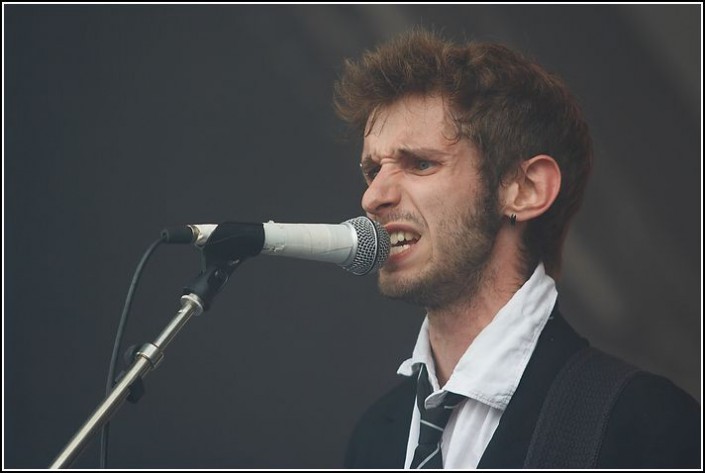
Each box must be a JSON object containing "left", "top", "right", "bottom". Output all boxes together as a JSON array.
[{"left": 426, "top": 237, "right": 527, "bottom": 387}]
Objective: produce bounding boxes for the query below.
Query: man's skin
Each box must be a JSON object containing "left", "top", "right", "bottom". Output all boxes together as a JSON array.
[{"left": 360, "top": 94, "right": 561, "bottom": 385}]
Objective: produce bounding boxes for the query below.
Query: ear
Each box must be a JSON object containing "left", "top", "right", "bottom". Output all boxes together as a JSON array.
[{"left": 502, "top": 155, "right": 561, "bottom": 223}]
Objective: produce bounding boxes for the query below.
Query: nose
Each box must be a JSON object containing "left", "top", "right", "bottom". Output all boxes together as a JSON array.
[{"left": 361, "top": 166, "right": 402, "bottom": 217}]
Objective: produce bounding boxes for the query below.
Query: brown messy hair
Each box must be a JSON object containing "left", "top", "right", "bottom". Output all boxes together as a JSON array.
[{"left": 333, "top": 28, "right": 593, "bottom": 279}]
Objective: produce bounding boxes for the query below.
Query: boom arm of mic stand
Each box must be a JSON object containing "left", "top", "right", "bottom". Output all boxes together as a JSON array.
[{"left": 49, "top": 257, "right": 242, "bottom": 469}]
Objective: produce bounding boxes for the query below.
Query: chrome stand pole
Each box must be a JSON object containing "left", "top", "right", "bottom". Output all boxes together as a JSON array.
[{"left": 49, "top": 294, "right": 204, "bottom": 469}]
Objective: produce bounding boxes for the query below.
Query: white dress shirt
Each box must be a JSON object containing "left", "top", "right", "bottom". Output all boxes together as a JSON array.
[{"left": 397, "top": 263, "right": 558, "bottom": 469}]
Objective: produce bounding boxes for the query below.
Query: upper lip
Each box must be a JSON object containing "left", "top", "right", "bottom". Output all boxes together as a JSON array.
[{"left": 383, "top": 223, "right": 422, "bottom": 239}]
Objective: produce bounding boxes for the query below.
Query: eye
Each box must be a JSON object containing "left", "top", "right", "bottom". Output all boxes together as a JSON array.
[
  {"left": 360, "top": 163, "right": 380, "bottom": 183},
  {"left": 413, "top": 159, "right": 436, "bottom": 173},
  {"left": 366, "top": 168, "right": 380, "bottom": 182}
]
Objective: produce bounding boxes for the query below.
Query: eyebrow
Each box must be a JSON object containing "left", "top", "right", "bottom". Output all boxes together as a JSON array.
[
  {"left": 398, "top": 147, "right": 446, "bottom": 161},
  {"left": 360, "top": 147, "right": 447, "bottom": 166}
]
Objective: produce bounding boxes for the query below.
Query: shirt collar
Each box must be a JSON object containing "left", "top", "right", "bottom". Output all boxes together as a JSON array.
[{"left": 397, "top": 262, "right": 557, "bottom": 410}]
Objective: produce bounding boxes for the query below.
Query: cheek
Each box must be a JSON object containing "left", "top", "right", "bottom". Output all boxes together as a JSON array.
[
  {"left": 408, "top": 172, "right": 479, "bottom": 223},
  {"left": 425, "top": 181, "right": 473, "bottom": 214},
  {"left": 414, "top": 192, "right": 452, "bottom": 242},
  {"left": 424, "top": 186, "right": 478, "bottom": 237}
]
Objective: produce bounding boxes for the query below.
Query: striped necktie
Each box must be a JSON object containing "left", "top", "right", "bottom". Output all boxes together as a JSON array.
[{"left": 410, "top": 364, "right": 465, "bottom": 469}]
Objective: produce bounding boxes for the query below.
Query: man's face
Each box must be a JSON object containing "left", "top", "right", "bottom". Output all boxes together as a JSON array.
[{"left": 360, "top": 95, "right": 502, "bottom": 308}]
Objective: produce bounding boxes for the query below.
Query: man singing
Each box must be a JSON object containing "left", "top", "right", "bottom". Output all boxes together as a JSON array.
[{"left": 335, "top": 28, "right": 700, "bottom": 469}]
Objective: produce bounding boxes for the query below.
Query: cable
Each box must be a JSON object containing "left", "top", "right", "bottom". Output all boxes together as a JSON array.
[{"left": 99, "top": 237, "right": 164, "bottom": 468}]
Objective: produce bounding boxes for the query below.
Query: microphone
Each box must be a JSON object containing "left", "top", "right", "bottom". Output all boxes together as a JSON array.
[{"left": 161, "top": 217, "right": 390, "bottom": 275}]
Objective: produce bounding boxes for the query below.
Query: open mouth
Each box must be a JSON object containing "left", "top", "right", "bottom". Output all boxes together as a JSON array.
[{"left": 389, "top": 230, "right": 420, "bottom": 256}]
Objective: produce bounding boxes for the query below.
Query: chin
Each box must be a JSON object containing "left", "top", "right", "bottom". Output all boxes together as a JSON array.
[{"left": 377, "top": 271, "right": 431, "bottom": 305}]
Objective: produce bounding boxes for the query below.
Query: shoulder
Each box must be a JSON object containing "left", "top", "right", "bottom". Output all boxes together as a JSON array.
[
  {"left": 359, "top": 375, "right": 416, "bottom": 422},
  {"left": 599, "top": 370, "right": 701, "bottom": 468},
  {"left": 344, "top": 376, "right": 416, "bottom": 469}
]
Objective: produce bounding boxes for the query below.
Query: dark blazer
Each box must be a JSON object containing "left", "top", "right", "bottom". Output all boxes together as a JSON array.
[{"left": 344, "top": 310, "right": 701, "bottom": 469}]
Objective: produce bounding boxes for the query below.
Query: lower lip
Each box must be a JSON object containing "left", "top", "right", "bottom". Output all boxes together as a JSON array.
[{"left": 386, "top": 240, "right": 419, "bottom": 265}]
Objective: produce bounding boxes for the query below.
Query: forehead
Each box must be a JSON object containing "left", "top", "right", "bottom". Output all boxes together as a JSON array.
[{"left": 363, "top": 95, "right": 458, "bottom": 156}]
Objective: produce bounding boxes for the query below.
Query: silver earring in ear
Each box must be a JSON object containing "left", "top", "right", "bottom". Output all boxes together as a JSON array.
[{"left": 509, "top": 213, "right": 517, "bottom": 226}]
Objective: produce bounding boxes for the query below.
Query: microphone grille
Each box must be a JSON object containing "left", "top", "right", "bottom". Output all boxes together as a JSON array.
[{"left": 343, "top": 217, "right": 390, "bottom": 275}]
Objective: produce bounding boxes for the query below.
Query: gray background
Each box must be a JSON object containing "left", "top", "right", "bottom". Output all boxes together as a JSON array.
[{"left": 4, "top": 4, "right": 701, "bottom": 469}]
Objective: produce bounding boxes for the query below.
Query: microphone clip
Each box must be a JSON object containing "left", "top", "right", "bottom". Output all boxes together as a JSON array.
[
  {"left": 200, "top": 222, "right": 265, "bottom": 268},
  {"left": 183, "top": 259, "right": 243, "bottom": 311},
  {"left": 183, "top": 222, "right": 264, "bottom": 310}
]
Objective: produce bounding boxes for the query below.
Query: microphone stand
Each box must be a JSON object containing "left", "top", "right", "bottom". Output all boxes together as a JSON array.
[{"left": 49, "top": 259, "right": 242, "bottom": 469}]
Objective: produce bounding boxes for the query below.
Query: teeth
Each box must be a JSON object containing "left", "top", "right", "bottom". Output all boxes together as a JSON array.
[
  {"left": 390, "top": 231, "right": 419, "bottom": 244},
  {"left": 390, "top": 244, "right": 411, "bottom": 255}
]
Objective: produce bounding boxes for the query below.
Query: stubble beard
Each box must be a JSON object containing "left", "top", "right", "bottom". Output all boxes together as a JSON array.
[{"left": 377, "top": 190, "right": 503, "bottom": 309}]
